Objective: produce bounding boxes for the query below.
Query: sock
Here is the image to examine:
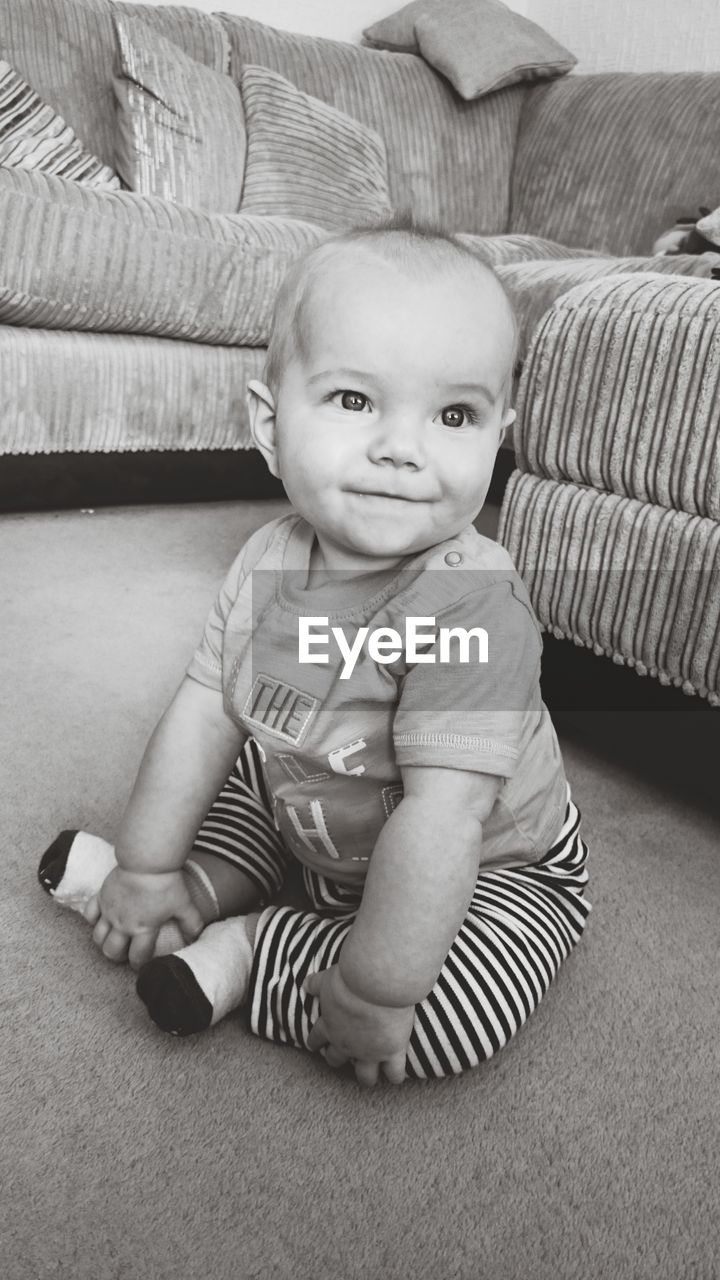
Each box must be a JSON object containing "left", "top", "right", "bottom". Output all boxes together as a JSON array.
[
  {"left": 39, "top": 830, "right": 116, "bottom": 908},
  {"left": 136, "top": 917, "right": 254, "bottom": 1036},
  {"left": 37, "top": 830, "right": 219, "bottom": 956}
]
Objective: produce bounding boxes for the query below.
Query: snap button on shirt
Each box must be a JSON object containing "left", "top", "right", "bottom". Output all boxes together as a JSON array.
[{"left": 444, "top": 551, "right": 463, "bottom": 566}]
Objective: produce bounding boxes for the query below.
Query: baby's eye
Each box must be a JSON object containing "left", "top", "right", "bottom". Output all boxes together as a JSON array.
[
  {"left": 441, "top": 404, "right": 477, "bottom": 428},
  {"left": 338, "top": 390, "right": 370, "bottom": 412}
]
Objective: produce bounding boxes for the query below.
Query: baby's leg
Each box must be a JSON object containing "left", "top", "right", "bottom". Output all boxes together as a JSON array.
[
  {"left": 245, "top": 798, "right": 592, "bottom": 1078},
  {"left": 135, "top": 741, "right": 291, "bottom": 1034}
]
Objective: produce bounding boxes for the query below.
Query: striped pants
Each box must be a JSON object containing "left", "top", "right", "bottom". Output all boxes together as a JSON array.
[{"left": 193, "top": 741, "right": 592, "bottom": 1080}]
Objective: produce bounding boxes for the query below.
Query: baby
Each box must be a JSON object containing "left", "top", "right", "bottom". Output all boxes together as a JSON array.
[{"left": 39, "top": 221, "right": 591, "bottom": 1085}]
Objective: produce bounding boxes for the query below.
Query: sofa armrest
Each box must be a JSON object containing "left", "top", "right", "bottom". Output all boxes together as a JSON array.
[
  {"left": 513, "top": 273, "right": 720, "bottom": 521},
  {"left": 498, "top": 273, "right": 720, "bottom": 704}
]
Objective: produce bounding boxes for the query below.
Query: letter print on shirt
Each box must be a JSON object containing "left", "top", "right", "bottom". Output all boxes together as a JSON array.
[
  {"left": 284, "top": 799, "right": 342, "bottom": 860},
  {"left": 242, "top": 674, "right": 317, "bottom": 743},
  {"left": 327, "top": 738, "right": 367, "bottom": 776},
  {"left": 381, "top": 784, "right": 404, "bottom": 818},
  {"left": 275, "top": 754, "right": 331, "bottom": 786}
]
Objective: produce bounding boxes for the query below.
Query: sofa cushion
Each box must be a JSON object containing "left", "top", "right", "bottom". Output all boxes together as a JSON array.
[
  {"left": 112, "top": 12, "right": 246, "bottom": 212},
  {"left": 0, "top": 325, "right": 266, "bottom": 454},
  {"left": 0, "top": 58, "right": 121, "bottom": 187},
  {"left": 0, "top": 167, "right": 328, "bottom": 344},
  {"left": 218, "top": 12, "right": 524, "bottom": 235},
  {"left": 113, "top": 2, "right": 230, "bottom": 74},
  {"left": 363, "top": 0, "right": 576, "bottom": 99},
  {"left": 238, "top": 65, "right": 392, "bottom": 231},
  {"left": 511, "top": 72, "right": 720, "bottom": 257},
  {"left": 457, "top": 233, "right": 606, "bottom": 266},
  {"left": 0, "top": 0, "right": 229, "bottom": 177},
  {"left": 499, "top": 472, "right": 720, "bottom": 705}
]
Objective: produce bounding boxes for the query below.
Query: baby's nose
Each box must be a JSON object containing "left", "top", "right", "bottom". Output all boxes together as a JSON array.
[{"left": 368, "top": 415, "right": 425, "bottom": 469}]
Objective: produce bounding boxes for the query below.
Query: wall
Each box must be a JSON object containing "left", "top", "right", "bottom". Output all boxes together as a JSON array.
[
  {"left": 138, "top": 2, "right": 529, "bottom": 46},
  {"left": 526, "top": 0, "right": 720, "bottom": 74},
  {"left": 138, "top": 1, "right": 720, "bottom": 71},
  {"left": 139, "top": 0, "right": 399, "bottom": 43}
]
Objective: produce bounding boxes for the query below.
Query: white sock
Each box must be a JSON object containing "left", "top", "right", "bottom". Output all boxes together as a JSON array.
[
  {"left": 173, "top": 917, "right": 254, "bottom": 1024},
  {"left": 50, "top": 832, "right": 116, "bottom": 909}
]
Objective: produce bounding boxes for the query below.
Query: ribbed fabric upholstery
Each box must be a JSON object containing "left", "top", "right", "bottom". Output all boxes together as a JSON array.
[
  {"left": 0, "top": 0, "right": 230, "bottom": 172},
  {"left": 218, "top": 13, "right": 525, "bottom": 234},
  {"left": 239, "top": 65, "right": 392, "bottom": 231},
  {"left": 512, "top": 274, "right": 720, "bottom": 521},
  {"left": 511, "top": 73, "right": 720, "bottom": 257},
  {"left": 0, "top": 168, "right": 328, "bottom": 344},
  {"left": 363, "top": 0, "right": 576, "bottom": 99},
  {"left": 113, "top": 3, "right": 230, "bottom": 75},
  {"left": 458, "top": 233, "right": 605, "bottom": 264},
  {"left": 493, "top": 253, "right": 720, "bottom": 369},
  {"left": 498, "top": 473, "right": 720, "bottom": 705},
  {"left": 112, "top": 12, "right": 245, "bottom": 212},
  {"left": 0, "top": 327, "right": 265, "bottom": 454},
  {"left": 0, "top": 0, "right": 119, "bottom": 171},
  {"left": 0, "top": 59, "right": 121, "bottom": 187}
]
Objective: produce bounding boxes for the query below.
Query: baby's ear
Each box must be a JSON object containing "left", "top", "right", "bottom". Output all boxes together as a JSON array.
[
  {"left": 246, "top": 379, "right": 280, "bottom": 478},
  {"left": 498, "top": 406, "right": 516, "bottom": 445}
]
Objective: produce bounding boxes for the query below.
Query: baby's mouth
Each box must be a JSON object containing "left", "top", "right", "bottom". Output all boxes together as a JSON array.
[{"left": 349, "top": 489, "right": 424, "bottom": 503}]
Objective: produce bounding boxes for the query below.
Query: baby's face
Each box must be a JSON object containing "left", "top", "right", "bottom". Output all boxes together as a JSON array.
[{"left": 259, "top": 255, "right": 515, "bottom": 574}]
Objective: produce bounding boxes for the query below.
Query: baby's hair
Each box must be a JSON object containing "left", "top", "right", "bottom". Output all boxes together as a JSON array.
[{"left": 263, "top": 212, "right": 519, "bottom": 408}]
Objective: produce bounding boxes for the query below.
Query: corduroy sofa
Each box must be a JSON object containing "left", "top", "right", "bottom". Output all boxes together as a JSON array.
[{"left": 1, "top": 0, "right": 720, "bottom": 701}]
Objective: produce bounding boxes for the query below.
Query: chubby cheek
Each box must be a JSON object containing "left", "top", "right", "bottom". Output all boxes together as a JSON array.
[
  {"left": 277, "top": 438, "right": 337, "bottom": 511},
  {"left": 441, "top": 460, "right": 492, "bottom": 515}
]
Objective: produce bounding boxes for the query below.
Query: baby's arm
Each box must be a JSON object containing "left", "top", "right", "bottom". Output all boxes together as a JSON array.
[
  {"left": 307, "top": 766, "right": 501, "bottom": 1082},
  {"left": 92, "top": 675, "right": 246, "bottom": 968}
]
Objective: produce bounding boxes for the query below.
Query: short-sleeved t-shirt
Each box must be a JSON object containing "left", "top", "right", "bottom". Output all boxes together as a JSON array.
[{"left": 187, "top": 513, "right": 568, "bottom": 885}]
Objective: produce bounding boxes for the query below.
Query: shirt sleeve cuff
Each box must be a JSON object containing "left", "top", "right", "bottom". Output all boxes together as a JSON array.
[
  {"left": 394, "top": 732, "right": 517, "bottom": 777},
  {"left": 186, "top": 652, "right": 223, "bottom": 692}
]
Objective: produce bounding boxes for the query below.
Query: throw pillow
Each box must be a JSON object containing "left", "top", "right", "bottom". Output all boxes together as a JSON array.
[
  {"left": 363, "top": 0, "right": 576, "bottom": 100},
  {"left": 238, "top": 64, "right": 393, "bottom": 231},
  {"left": 0, "top": 60, "right": 121, "bottom": 188},
  {"left": 112, "top": 12, "right": 246, "bottom": 213}
]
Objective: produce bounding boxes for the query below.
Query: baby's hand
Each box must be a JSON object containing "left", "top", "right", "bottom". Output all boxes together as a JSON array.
[
  {"left": 85, "top": 866, "right": 205, "bottom": 971},
  {"left": 305, "top": 965, "right": 415, "bottom": 1087}
]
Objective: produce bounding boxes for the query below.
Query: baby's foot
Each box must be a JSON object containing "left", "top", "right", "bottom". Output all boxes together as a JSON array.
[
  {"left": 37, "top": 830, "right": 214, "bottom": 956},
  {"left": 136, "top": 917, "right": 255, "bottom": 1036},
  {"left": 39, "top": 830, "right": 116, "bottom": 908}
]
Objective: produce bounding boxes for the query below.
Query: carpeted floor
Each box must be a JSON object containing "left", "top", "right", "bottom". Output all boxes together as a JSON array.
[{"left": 1, "top": 498, "right": 718, "bottom": 1280}]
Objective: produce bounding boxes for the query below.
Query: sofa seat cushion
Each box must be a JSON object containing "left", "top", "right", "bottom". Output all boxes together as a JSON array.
[
  {"left": 510, "top": 71, "right": 720, "bottom": 257},
  {"left": 363, "top": 0, "right": 576, "bottom": 100},
  {"left": 112, "top": 11, "right": 246, "bottom": 212},
  {"left": 0, "top": 325, "right": 267, "bottom": 454},
  {"left": 218, "top": 12, "right": 524, "bottom": 235},
  {"left": 457, "top": 233, "right": 607, "bottom": 266},
  {"left": 0, "top": 58, "right": 121, "bottom": 187},
  {"left": 238, "top": 64, "right": 392, "bottom": 230},
  {"left": 509, "top": 273, "right": 720, "bottom": 522},
  {"left": 0, "top": 168, "right": 328, "bottom": 345},
  {"left": 498, "top": 472, "right": 720, "bottom": 705}
]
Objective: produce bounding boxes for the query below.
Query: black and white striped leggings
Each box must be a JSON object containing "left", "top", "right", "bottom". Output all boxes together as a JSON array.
[{"left": 193, "top": 741, "right": 592, "bottom": 1080}]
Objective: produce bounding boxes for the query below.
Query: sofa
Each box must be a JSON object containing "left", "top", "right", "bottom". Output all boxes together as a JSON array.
[{"left": 1, "top": 0, "right": 719, "bottom": 702}]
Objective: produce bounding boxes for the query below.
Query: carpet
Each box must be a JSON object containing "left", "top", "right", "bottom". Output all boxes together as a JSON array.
[{"left": 1, "top": 498, "right": 718, "bottom": 1280}]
